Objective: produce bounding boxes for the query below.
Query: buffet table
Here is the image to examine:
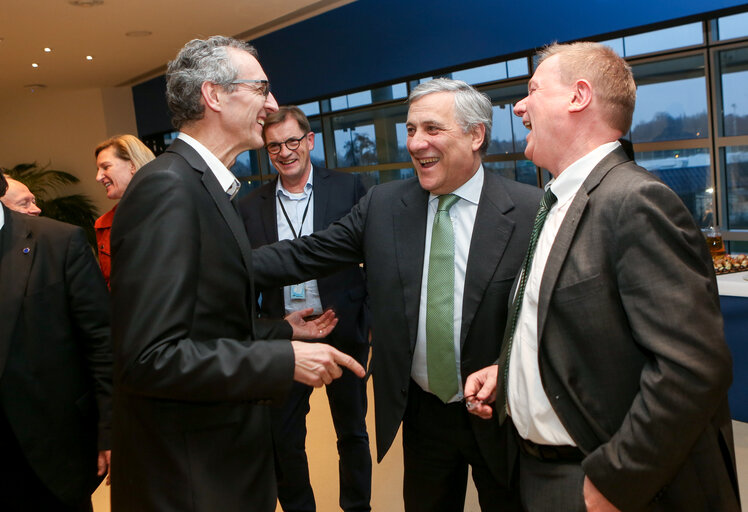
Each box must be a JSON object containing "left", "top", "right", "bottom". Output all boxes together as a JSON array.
[{"left": 717, "top": 272, "right": 748, "bottom": 422}]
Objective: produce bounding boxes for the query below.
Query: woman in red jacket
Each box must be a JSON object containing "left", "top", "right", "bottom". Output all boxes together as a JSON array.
[{"left": 94, "top": 135, "right": 155, "bottom": 287}]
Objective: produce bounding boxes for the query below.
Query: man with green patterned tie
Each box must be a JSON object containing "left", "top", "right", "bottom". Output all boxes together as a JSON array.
[
  {"left": 465, "top": 42, "right": 739, "bottom": 512},
  {"left": 253, "top": 78, "right": 541, "bottom": 511}
]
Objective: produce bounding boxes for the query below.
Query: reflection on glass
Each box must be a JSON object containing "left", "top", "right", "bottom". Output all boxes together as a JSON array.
[
  {"left": 620, "top": 23, "right": 702, "bottom": 56},
  {"left": 716, "top": 12, "right": 748, "bottom": 41},
  {"left": 489, "top": 104, "right": 528, "bottom": 155},
  {"left": 231, "top": 150, "right": 260, "bottom": 177},
  {"left": 723, "top": 146, "right": 748, "bottom": 229},
  {"left": 329, "top": 84, "right": 407, "bottom": 112},
  {"left": 507, "top": 57, "right": 529, "bottom": 78},
  {"left": 636, "top": 148, "right": 712, "bottom": 226},
  {"left": 310, "top": 131, "right": 326, "bottom": 168},
  {"left": 484, "top": 160, "right": 538, "bottom": 186},
  {"left": 451, "top": 62, "right": 508, "bottom": 85},
  {"left": 718, "top": 48, "right": 748, "bottom": 137},
  {"left": 331, "top": 103, "right": 409, "bottom": 167},
  {"left": 298, "top": 101, "right": 320, "bottom": 117},
  {"left": 630, "top": 56, "right": 707, "bottom": 143},
  {"left": 354, "top": 169, "right": 415, "bottom": 190}
]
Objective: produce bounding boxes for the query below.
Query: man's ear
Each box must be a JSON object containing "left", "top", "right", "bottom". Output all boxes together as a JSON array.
[
  {"left": 471, "top": 123, "right": 486, "bottom": 152},
  {"left": 569, "top": 79, "right": 593, "bottom": 113},
  {"left": 201, "top": 81, "right": 223, "bottom": 113}
]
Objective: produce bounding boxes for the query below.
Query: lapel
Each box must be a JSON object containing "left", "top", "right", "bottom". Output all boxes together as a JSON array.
[
  {"left": 167, "top": 139, "right": 258, "bottom": 337},
  {"left": 392, "top": 180, "right": 429, "bottom": 351},
  {"left": 312, "top": 167, "right": 330, "bottom": 232},
  {"left": 536, "top": 147, "right": 630, "bottom": 339},
  {"left": 0, "top": 207, "right": 34, "bottom": 377},
  {"left": 259, "top": 178, "right": 280, "bottom": 243},
  {"left": 461, "top": 173, "right": 516, "bottom": 348}
]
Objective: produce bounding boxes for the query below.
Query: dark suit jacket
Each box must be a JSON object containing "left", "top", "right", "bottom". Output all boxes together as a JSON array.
[
  {"left": 253, "top": 171, "right": 542, "bottom": 483},
  {"left": 0, "top": 205, "right": 111, "bottom": 507},
  {"left": 533, "top": 147, "right": 740, "bottom": 511},
  {"left": 239, "top": 167, "right": 369, "bottom": 351},
  {"left": 110, "top": 138, "right": 296, "bottom": 512}
]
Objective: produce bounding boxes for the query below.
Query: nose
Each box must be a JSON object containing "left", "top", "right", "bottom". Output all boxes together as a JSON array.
[
  {"left": 265, "top": 92, "right": 279, "bottom": 113},
  {"left": 407, "top": 130, "right": 428, "bottom": 153},
  {"left": 96, "top": 168, "right": 104, "bottom": 183},
  {"left": 29, "top": 202, "right": 41, "bottom": 216},
  {"left": 513, "top": 97, "right": 527, "bottom": 117}
]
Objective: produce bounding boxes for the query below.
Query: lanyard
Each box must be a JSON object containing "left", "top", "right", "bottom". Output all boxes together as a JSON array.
[{"left": 277, "top": 188, "right": 313, "bottom": 239}]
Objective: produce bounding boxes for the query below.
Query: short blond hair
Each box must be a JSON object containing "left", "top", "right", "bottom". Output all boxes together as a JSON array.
[
  {"left": 95, "top": 134, "right": 155, "bottom": 170},
  {"left": 538, "top": 42, "right": 636, "bottom": 133}
]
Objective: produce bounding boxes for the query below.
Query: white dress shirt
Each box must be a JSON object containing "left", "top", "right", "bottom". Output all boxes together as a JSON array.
[
  {"left": 412, "top": 166, "right": 484, "bottom": 402},
  {"left": 507, "top": 141, "right": 619, "bottom": 445},
  {"left": 276, "top": 167, "right": 323, "bottom": 315},
  {"left": 177, "top": 133, "right": 241, "bottom": 197}
]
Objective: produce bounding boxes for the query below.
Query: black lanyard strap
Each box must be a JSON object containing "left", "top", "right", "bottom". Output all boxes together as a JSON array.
[{"left": 277, "top": 188, "right": 313, "bottom": 239}]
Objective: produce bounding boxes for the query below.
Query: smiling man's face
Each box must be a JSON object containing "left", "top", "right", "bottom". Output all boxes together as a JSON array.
[
  {"left": 406, "top": 91, "right": 483, "bottom": 195},
  {"left": 264, "top": 116, "right": 314, "bottom": 189}
]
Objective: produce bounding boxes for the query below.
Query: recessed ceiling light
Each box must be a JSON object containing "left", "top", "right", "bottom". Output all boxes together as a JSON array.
[
  {"left": 86, "top": 55, "right": 93, "bottom": 60},
  {"left": 24, "top": 84, "right": 47, "bottom": 92},
  {"left": 44, "top": 47, "right": 52, "bottom": 52},
  {"left": 69, "top": 0, "right": 104, "bottom": 6},
  {"left": 32, "top": 63, "right": 39, "bottom": 68},
  {"left": 125, "top": 30, "right": 152, "bottom": 38}
]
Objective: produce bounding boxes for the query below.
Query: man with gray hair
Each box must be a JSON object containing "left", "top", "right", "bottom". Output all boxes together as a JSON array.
[
  {"left": 253, "top": 78, "right": 541, "bottom": 511},
  {"left": 109, "top": 36, "right": 364, "bottom": 512}
]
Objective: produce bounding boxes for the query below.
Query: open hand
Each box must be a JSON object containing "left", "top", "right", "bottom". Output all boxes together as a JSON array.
[{"left": 285, "top": 308, "right": 338, "bottom": 340}]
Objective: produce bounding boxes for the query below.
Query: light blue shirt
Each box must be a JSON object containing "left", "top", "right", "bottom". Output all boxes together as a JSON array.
[
  {"left": 276, "top": 167, "right": 323, "bottom": 315},
  {"left": 412, "top": 165, "right": 484, "bottom": 402}
]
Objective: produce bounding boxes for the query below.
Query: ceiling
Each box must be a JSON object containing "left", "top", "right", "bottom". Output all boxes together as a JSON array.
[{"left": 0, "top": 0, "right": 353, "bottom": 95}]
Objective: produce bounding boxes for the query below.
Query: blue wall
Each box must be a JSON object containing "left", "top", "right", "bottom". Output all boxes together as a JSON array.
[{"left": 134, "top": 0, "right": 748, "bottom": 136}]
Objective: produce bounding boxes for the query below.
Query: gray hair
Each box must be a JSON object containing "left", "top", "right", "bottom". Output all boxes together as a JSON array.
[
  {"left": 166, "top": 35, "right": 258, "bottom": 130},
  {"left": 409, "top": 78, "right": 493, "bottom": 156}
]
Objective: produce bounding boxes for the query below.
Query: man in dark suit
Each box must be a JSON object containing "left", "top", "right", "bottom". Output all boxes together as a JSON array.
[
  {"left": 0, "top": 173, "right": 112, "bottom": 511},
  {"left": 253, "top": 79, "right": 542, "bottom": 511},
  {"left": 466, "top": 42, "right": 741, "bottom": 511},
  {"left": 240, "top": 106, "right": 372, "bottom": 512},
  {"left": 109, "top": 36, "right": 364, "bottom": 512}
]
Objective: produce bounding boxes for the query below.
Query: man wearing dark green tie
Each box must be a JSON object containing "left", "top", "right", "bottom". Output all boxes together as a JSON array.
[
  {"left": 253, "top": 78, "right": 541, "bottom": 511},
  {"left": 465, "top": 42, "right": 739, "bottom": 512}
]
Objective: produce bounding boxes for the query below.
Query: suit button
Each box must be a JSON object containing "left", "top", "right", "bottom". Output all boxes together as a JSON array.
[{"left": 401, "top": 387, "right": 407, "bottom": 395}]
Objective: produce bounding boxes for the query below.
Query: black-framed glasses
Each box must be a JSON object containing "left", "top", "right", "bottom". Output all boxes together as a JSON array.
[
  {"left": 266, "top": 135, "right": 308, "bottom": 154},
  {"left": 231, "top": 79, "right": 270, "bottom": 97}
]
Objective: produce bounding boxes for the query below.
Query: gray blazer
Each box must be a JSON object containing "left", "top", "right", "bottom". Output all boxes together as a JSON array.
[{"left": 533, "top": 147, "right": 739, "bottom": 511}]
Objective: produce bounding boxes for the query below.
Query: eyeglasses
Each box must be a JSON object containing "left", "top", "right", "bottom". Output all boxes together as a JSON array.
[
  {"left": 230, "top": 79, "right": 270, "bottom": 97},
  {"left": 266, "top": 135, "right": 308, "bottom": 155}
]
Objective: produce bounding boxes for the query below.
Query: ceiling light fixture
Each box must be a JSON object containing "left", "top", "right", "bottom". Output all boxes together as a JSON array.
[
  {"left": 32, "top": 63, "right": 39, "bottom": 68},
  {"left": 86, "top": 55, "right": 93, "bottom": 60},
  {"left": 125, "top": 30, "right": 152, "bottom": 38},
  {"left": 68, "top": 0, "right": 104, "bottom": 7},
  {"left": 44, "top": 47, "right": 52, "bottom": 52}
]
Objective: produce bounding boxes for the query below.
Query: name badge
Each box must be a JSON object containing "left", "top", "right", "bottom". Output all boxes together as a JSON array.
[{"left": 290, "top": 283, "right": 306, "bottom": 300}]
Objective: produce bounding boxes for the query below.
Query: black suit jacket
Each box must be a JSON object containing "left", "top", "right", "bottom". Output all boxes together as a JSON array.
[
  {"left": 110, "top": 138, "right": 295, "bottom": 512},
  {"left": 0, "top": 205, "right": 111, "bottom": 507},
  {"left": 239, "top": 167, "right": 369, "bottom": 351},
  {"left": 253, "top": 171, "right": 542, "bottom": 483},
  {"left": 533, "top": 148, "right": 740, "bottom": 510}
]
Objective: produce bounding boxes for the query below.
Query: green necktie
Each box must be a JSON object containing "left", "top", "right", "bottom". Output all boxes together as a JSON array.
[
  {"left": 426, "top": 194, "right": 461, "bottom": 403},
  {"left": 496, "top": 188, "right": 557, "bottom": 424}
]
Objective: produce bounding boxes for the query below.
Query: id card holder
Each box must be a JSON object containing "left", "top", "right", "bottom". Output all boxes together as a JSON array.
[{"left": 290, "top": 283, "right": 306, "bottom": 300}]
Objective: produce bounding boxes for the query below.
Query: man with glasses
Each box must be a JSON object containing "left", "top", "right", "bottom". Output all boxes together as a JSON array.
[
  {"left": 109, "top": 36, "right": 365, "bottom": 512},
  {"left": 239, "top": 105, "right": 372, "bottom": 512}
]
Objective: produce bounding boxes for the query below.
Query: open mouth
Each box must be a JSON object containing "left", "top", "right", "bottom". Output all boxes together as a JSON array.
[
  {"left": 418, "top": 157, "right": 440, "bottom": 168},
  {"left": 523, "top": 120, "right": 532, "bottom": 130}
]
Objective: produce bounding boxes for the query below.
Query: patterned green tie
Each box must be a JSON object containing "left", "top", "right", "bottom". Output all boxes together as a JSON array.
[
  {"left": 426, "top": 194, "right": 461, "bottom": 403},
  {"left": 497, "top": 188, "right": 557, "bottom": 424}
]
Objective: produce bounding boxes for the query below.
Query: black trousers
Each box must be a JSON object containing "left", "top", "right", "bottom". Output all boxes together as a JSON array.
[
  {"left": 402, "top": 381, "right": 520, "bottom": 512},
  {"left": 271, "top": 341, "right": 371, "bottom": 512},
  {"left": 0, "top": 408, "right": 93, "bottom": 512}
]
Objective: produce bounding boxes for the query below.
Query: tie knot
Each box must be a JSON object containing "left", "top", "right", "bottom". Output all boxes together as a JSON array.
[
  {"left": 437, "top": 194, "right": 460, "bottom": 212},
  {"left": 541, "top": 188, "right": 557, "bottom": 210}
]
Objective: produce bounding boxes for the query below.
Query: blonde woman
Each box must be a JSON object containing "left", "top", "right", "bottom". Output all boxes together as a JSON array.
[{"left": 94, "top": 135, "right": 155, "bottom": 286}]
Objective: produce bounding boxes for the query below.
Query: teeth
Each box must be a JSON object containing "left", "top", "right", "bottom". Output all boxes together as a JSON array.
[
  {"left": 419, "top": 157, "right": 439, "bottom": 164},
  {"left": 523, "top": 121, "right": 531, "bottom": 129},
  {"left": 258, "top": 119, "right": 265, "bottom": 126}
]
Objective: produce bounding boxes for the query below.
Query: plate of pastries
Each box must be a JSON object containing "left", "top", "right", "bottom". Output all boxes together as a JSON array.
[{"left": 713, "top": 253, "right": 748, "bottom": 275}]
